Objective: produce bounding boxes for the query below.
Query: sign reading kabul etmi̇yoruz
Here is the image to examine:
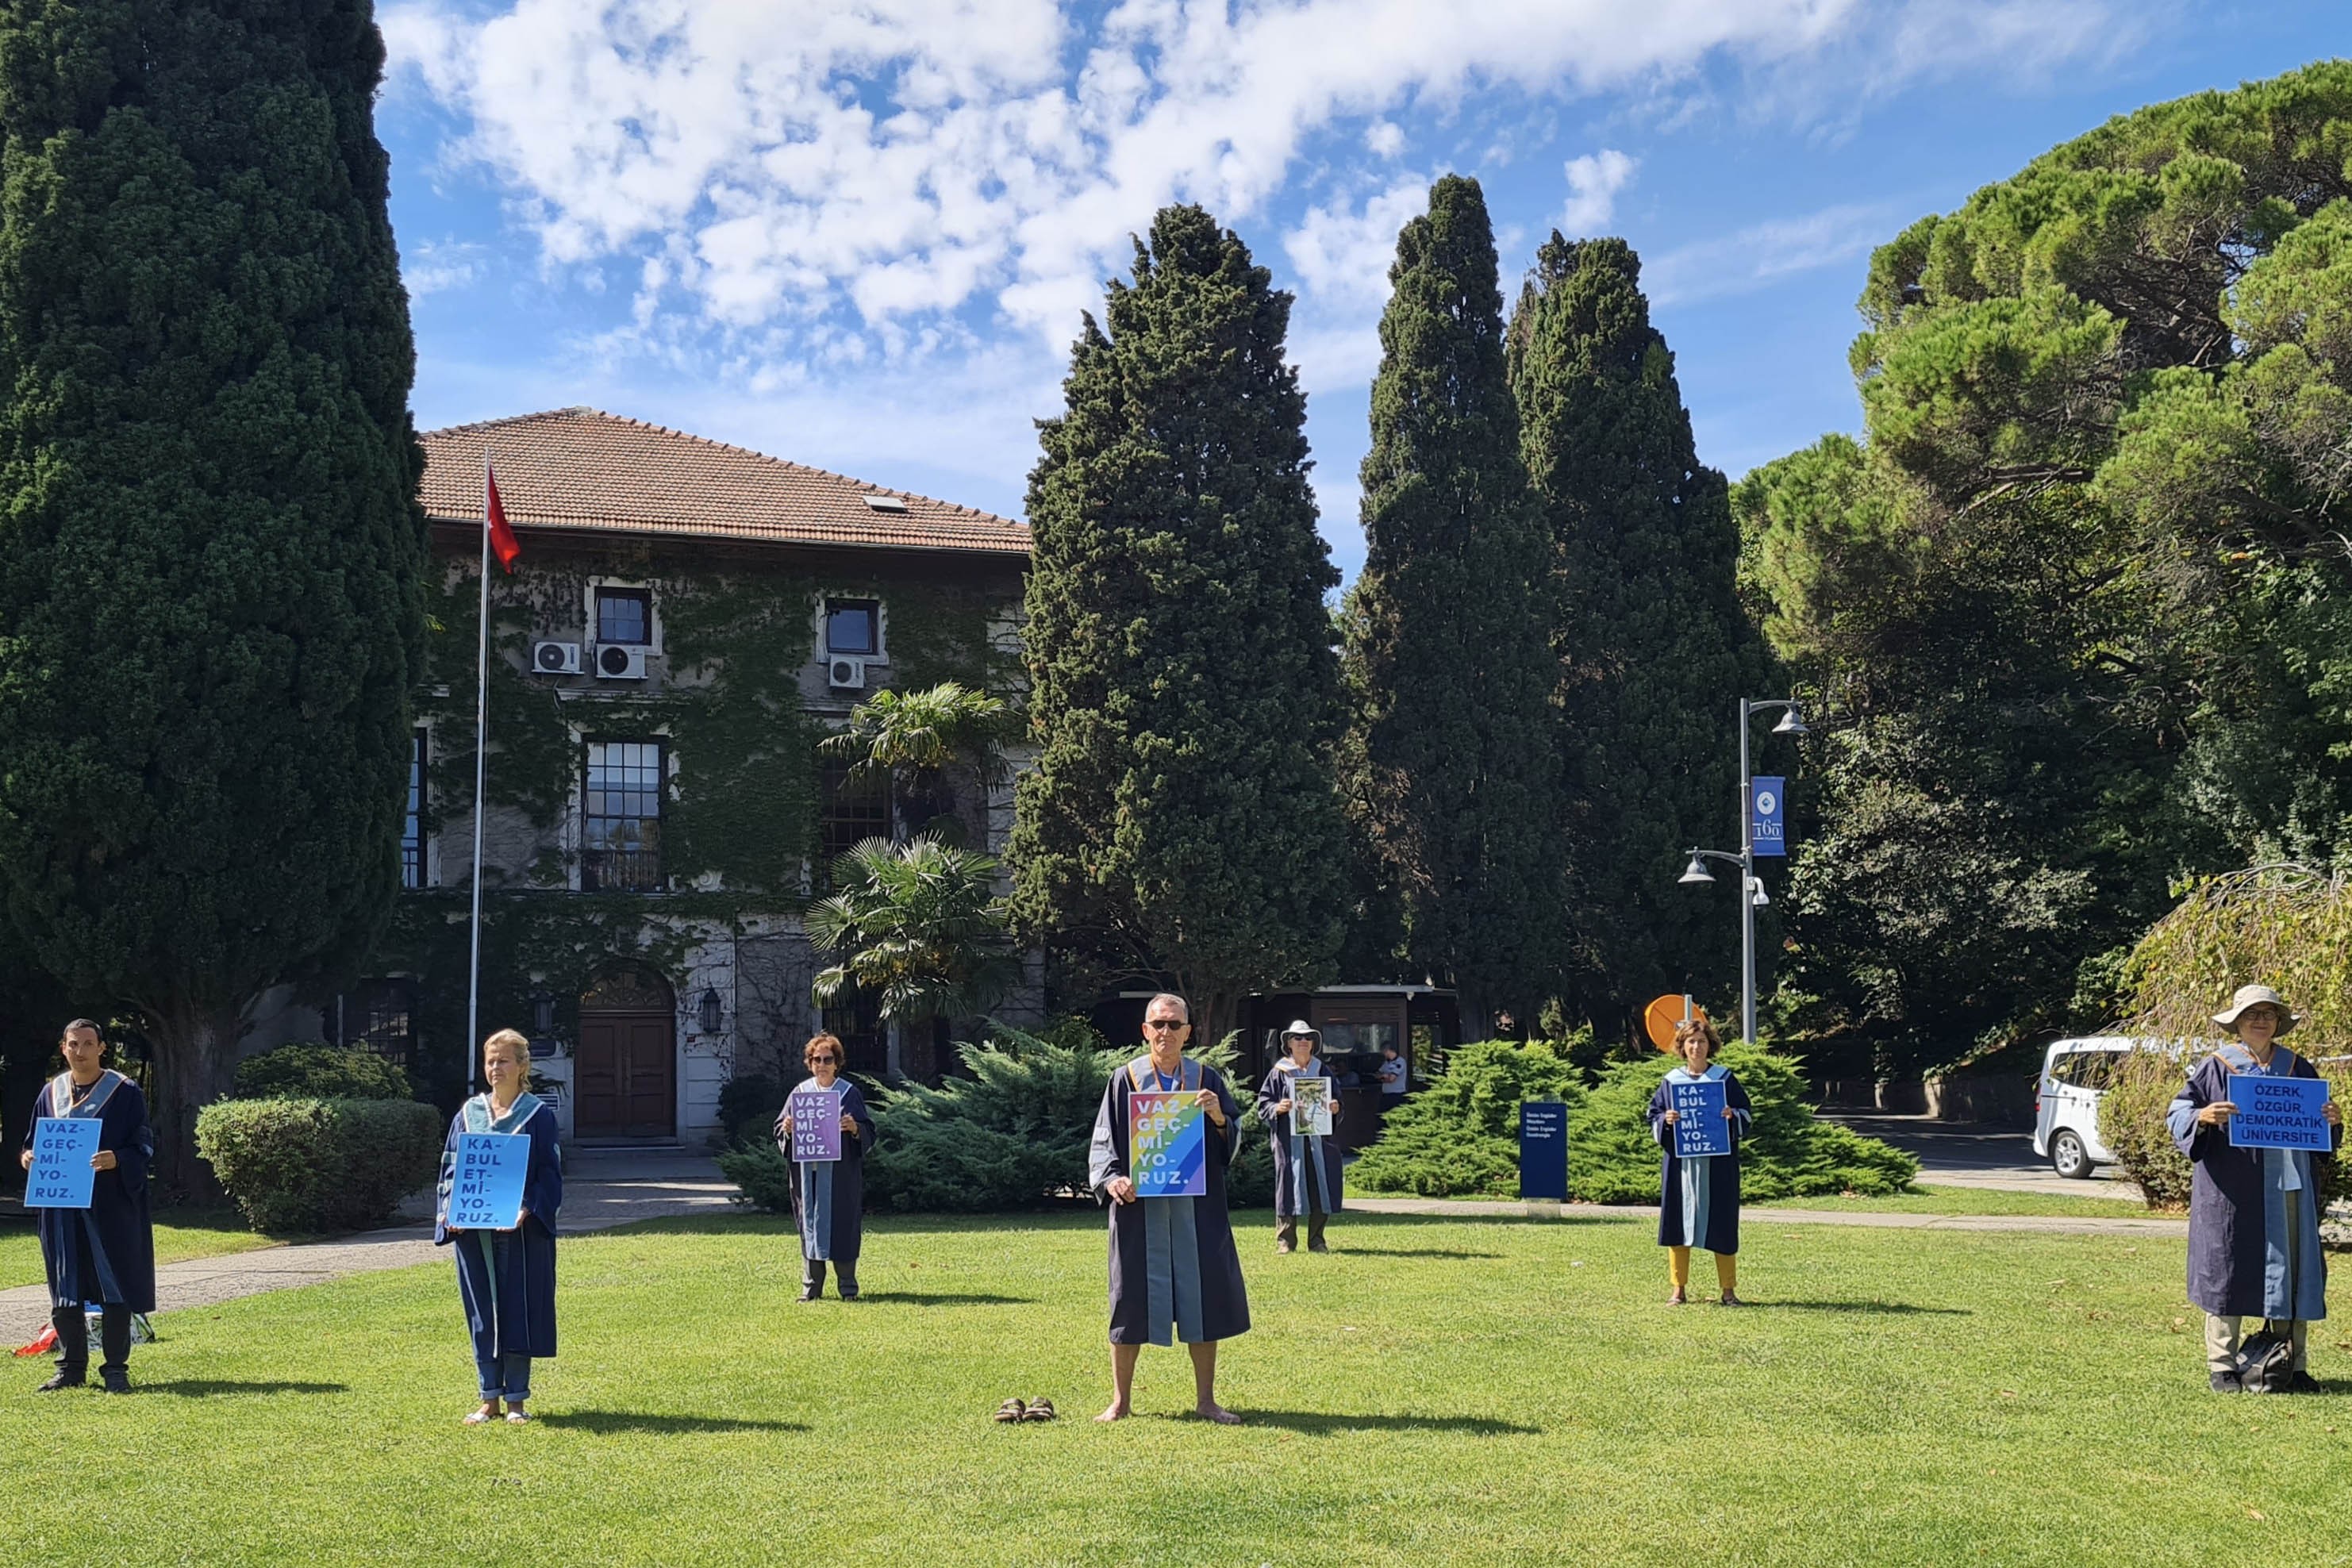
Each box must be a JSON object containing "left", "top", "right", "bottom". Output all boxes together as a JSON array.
[
  {"left": 1129, "top": 1091, "right": 1207, "bottom": 1197},
  {"left": 1672, "top": 1078, "right": 1733, "bottom": 1159},
  {"left": 2227, "top": 1074, "right": 2335, "bottom": 1152},
  {"left": 23, "top": 1118, "right": 100, "bottom": 1209},
  {"left": 1751, "top": 776, "right": 1787, "bottom": 859},
  {"left": 446, "top": 1132, "right": 530, "bottom": 1229},
  {"left": 788, "top": 1087, "right": 844, "bottom": 1163}
]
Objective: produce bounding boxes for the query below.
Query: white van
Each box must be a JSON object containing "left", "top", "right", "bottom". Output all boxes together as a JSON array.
[{"left": 2031, "top": 1036, "right": 2144, "bottom": 1178}]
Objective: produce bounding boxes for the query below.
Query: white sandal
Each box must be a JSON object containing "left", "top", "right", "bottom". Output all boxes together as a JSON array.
[
  {"left": 504, "top": 1409, "right": 531, "bottom": 1424},
  {"left": 463, "top": 1409, "right": 496, "bottom": 1425}
]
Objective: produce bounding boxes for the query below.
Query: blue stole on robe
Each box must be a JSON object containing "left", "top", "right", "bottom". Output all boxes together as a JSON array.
[
  {"left": 1276, "top": 1059, "right": 1338, "bottom": 1213},
  {"left": 48, "top": 1071, "right": 129, "bottom": 1303},
  {"left": 1130, "top": 1057, "right": 1208, "bottom": 1347},
  {"left": 457, "top": 1092, "right": 546, "bottom": 1324},
  {"left": 791, "top": 1082, "right": 842, "bottom": 1261}
]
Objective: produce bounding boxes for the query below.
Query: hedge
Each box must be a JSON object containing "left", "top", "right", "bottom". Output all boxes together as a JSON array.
[
  {"left": 195, "top": 1097, "right": 444, "bottom": 1233},
  {"left": 233, "top": 1041, "right": 413, "bottom": 1101},
  {"left": 1351, "top": 1041, "right": 1585, "bottom": 1198}
]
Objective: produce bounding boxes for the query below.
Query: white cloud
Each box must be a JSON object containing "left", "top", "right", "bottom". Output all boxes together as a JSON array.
[
  {"left": 1557, "top": 148, "right": 1636, "bottom": 236},
  {"left": 1643, "top": 202, "right": 1894, "bottom": 306},
  {"left": 1364, "top": 119, "right": 1405, "bottom": 157},
  {"left": 381, "top": 0, "right": 2130, "bottom": 360},
  {"left": 402, "top": 238, "right": 487, "bottom": 297}
]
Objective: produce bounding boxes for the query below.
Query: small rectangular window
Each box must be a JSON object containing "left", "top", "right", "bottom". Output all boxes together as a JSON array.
[
  {"left": 597, "top": 588, "right": 653, "bottom": 647},
  {"left": 338, "top": 978, "right": 417, "bottom": 1069},
  {"left": 817, "top": 759, "right": 890, "bottom": 891},
  {"left": 401, "top": 729, "right": 426, "bottom": 889},
  {"left": 825, "top": 599, "right": 879, "bottom": 656},
  {"left": 582, "top": 740, "right": 664, "bottom": 892}
]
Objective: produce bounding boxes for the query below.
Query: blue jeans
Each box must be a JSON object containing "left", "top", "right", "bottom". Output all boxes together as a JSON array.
[{"left": 475, "top": 1347, "right": 532, "bottom": 1402}]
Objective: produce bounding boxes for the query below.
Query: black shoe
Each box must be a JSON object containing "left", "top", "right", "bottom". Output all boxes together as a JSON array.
[
  {"left": 798, "top": 1286, "right": 822, "bottom": 1302},
  {"left": 2287, "top": 1370, "right": 2322, "bottom": 1393},
  {"left": 101, "top": 1371, "right": 130, "bottom": 1395},
  {"left": 36, "top": 1370, "right": 85, "bottom": 1393},
  {"left": 2210, "top": 1370, "right": 2243, "bottom": 1393}
]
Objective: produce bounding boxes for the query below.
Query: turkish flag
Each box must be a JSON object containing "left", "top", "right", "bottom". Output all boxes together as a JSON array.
[{"left": 486, "top": 465, "right": 523, "bottom": 573}]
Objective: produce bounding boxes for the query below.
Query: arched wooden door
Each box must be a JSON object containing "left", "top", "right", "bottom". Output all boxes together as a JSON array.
[{"left": 576, "top": 963, "right": 676, "bottom": 1139}]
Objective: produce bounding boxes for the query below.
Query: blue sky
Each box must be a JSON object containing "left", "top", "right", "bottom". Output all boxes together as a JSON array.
[{"left": 376, "top": 2, "right": 2349, "bottom": 586}]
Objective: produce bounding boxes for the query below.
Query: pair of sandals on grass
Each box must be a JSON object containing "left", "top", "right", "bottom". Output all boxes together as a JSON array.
[
  {"left": 463, "top": 1403, "right": 532, "bottom": 1424},
  {"left": 992, "top": 1396, "right": 1057, "bottom": 1423},
  {"left": 1666, "top": 1289, "right": 1743, "bottom": 1306}
]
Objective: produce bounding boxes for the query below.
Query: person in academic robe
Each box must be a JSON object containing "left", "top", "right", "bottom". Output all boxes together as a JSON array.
[
  {"left": 777, "top": 1032, "right": 875, "bottom": 1301},
  {"left": 1257, "top": 1020, "right": 1343, "bottom": 1254},
  {"left": 1088, "top": 993, "right": 1249, "bottom": 1424},
  {"left": 2166, "top": 985, "right": 2342, "bottom": 1393},
  {"left": 434, "top": 1028, "right": 563, "bottom": 1424},
  {"left": 1647, "top": 1016, "right": 1752, "bottom": 1306},
  {"left": 17, "top": 1020, "right": 156, "bottom": 1393}
]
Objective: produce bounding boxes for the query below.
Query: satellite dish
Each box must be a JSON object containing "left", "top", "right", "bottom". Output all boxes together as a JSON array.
[{"left": 1643, "top": 994, "right": 1708, "bottom": 1054}]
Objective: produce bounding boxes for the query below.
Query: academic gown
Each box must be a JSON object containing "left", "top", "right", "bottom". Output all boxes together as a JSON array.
[
  {"left": 21, "top": 1071, "right": 156, "bottom": 1312},
  {"left": 1090, "top": 1056, "right": 1251, "bottom": 1346},
  {"left": 778, "top": 1078, "right": 875, "bottom": 1262},
  {"left": 433, "top": 1093, "right": 563, "bottom": 1359},
  {"left": 1647, "top": 1065, "right": 1752, "bottom": 1255},
  {"left": 1256, "top": 1059, "right": 1343, "bottom": 1218},
  {"left": 2166, "top": 1045, "right": 2337, "bottom": 1321}
]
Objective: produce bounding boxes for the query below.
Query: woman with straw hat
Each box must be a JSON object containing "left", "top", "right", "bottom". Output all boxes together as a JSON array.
[{"left": 2165, "top": 985, "right": 2342, "bottom": 1392}]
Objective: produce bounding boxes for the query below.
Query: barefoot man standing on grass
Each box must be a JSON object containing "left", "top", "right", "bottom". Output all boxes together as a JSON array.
[{"left": 1090, "top": 993, "right": 1249, "bottom": 1424}]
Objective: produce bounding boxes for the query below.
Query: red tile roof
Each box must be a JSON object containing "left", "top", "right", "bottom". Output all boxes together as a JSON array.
[{"left": 419, "top": 407, "right": 1029, "bottom": 557}]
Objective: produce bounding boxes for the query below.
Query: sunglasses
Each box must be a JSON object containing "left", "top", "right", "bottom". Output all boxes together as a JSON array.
[
  {"left": 809, "top": 1054, "right": 840, "bottom": 1065},
  {"left": 1145, "top": 1019, "right": 1188, "bottom": 1031}
]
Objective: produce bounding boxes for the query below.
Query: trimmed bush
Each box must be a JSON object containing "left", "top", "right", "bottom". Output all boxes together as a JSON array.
[
  {"left": 2103, "top": 1044, "right": 2348, "bottom": 1211},
  {"left": 233, "top": 1042, "right": 413, "bottom": 1101},
  {"left": 1351, "top": 1040, "right": 1585, "bottom": 1198},
  {"left": 1571, "top": 1045, "right": 1918, "bottom": 1203},
  {"left": 714, "top": 1136, "right": 795, "bottom": 1215},
  {"left": 717, "top": 1072, "right": 786, "bottom": 1151},
  {"left": 196, "top": 1097, "right": 444, "bottom": 1233},
  {"left": 863, "top": 1024, "right": 1110, "bottom": 1212}
]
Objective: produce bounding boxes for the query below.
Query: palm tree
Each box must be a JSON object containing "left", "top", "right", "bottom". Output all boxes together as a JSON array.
[
  {"left": 817, "top": 683, "right": 1011, "bottom": 842},
  {"left": 807, "top": 835, "right": 1020, "bottom": 1032}
]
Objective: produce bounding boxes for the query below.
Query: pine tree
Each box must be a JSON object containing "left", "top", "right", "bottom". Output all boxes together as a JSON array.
[
  {"left": 1508, "top": 236, "right": 1766, "bottom": 1036},
  {"left": 1344, "top": 175, "right": 1562, "bottom": 1036},
  {"left": 0, "top": 0, "right": 427, "bottom": 1181},
  {"left": 1010, "top": 205, "right": 1350, "bottom": 1043}
]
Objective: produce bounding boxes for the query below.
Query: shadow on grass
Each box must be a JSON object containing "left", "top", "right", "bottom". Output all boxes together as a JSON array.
[
  {"left": 1332, "top": 1247, "right": 1505, "bottom": 1260},
  {"left": 1236, "top": 1409, "right": 1539, "bottom": 1436},
  {"left": 851, "top": 1291, "right": 1036, "bottom": 1307},
  {"left": 537, "top": 1409, "right": 809, "bottom": 1435},
  {"left": 141, "top": 1379, "right": 351, "bottom": 1397},
  {"left": 1743, "top": 1300, "right": 1971, "bottom": 1316}
]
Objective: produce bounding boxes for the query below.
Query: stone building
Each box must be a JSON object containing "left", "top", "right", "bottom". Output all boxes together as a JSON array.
[{"left": 260, "top": 407, "right": 1036, "bottom": 1145}]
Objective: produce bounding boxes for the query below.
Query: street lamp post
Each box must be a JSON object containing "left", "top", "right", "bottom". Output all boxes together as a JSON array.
[{"left": 1679, "top": 697, "right": 1806, "bottom": 1046}]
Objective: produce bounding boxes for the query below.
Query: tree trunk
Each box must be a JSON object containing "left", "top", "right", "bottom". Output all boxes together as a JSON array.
[{"left": 146, "top": 1001, "right": 244, "bottom": 1197}]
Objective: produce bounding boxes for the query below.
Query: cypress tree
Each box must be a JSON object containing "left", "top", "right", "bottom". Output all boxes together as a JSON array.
[
  {"left": 1343, "top": 175, "right": 1562, "bottom": 1036},
  {"left": 1010, "top": 205, "right": 1350, "bottom": 1043},
  {"left": 0, "top": 0, "right": 427, "bottom": 1181},
  {"left": 1508, "top": 236, "right": 1766, "bottom": 1036}
]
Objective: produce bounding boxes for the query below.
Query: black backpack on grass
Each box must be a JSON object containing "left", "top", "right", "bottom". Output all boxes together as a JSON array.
[{"left": 2237, "top": 1324, "right": 2296, "bottom": 1393}]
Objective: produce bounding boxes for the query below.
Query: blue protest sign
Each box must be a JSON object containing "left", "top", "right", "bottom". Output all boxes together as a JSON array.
[
  {"left": 1673, "top": 1078, "right": 1732, "bottom": 1159},
  {"left": 1129, "top": 1091, "right": 1206, "bottom": 1197},
  {"left": 446, "top": 1132, "right": 530, "bottom": 1229},
  {"left": 24, "top": 1118, "right": 98, "bottom": 1209},
  {"left": 1519, "top": 1101, "right": 1567, "bottom": 1200},
  {"left": 2227, "top": 1074, "right": 2334, "bottom": 1152},
  {"left": 1750, "top": 776, "right": 1786, "bottom": 859},
  {"left": 788, "top": 1087, "right": 843, "bottom": 1163}
]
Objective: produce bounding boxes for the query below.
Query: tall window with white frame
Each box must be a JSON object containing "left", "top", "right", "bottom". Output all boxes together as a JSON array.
[
  {"left": 582, "top": 740, "right": 664, "bottom": 891},
  {"left": 401, "top": 728, "right": 426, "bottom": 889}
]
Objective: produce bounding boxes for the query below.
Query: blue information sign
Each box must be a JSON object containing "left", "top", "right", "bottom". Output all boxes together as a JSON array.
[
  {"left": 1751, "top": 776, "right": 1786, "bottom": 859},
  {"left": 2226, "top": 1074, "right": 2334, "bottom": 1152},
  {"left": 24, "top": 1118, "right": 98, "bottom": 1209},
  {"left": 446, "top": 1132, "right": 531, "bottom": 1229},
  {"left": 1519, "top": 1101, "right": 1567, "bottom": 1201},
  {"left": 1672, "top": 1079, "right": 1732, "bottom": 1159}
]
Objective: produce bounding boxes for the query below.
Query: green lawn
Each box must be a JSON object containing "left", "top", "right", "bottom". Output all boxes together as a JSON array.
[
  {"left": 1766, "top": 1183, "right": 2176, "bottom": 1220},
  {"left": 1, "top": 1209, "right": 2342, "bottom": 1566},
  {"left": 0, "top": 1207, "right": 278, "bottom": 1291}
]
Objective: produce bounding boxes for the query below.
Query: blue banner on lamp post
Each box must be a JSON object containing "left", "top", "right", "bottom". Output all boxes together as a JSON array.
[{"left": 1751, "top": 776, "right": 1786, "bottom": 858}]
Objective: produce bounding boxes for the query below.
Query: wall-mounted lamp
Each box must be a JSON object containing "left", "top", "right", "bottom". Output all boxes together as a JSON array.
[
  {"left": 531, "top": 992, "right": 556, "bottom": 1036},
  {"left": 698, "top": 988, "right": 724, "bottom": 1035}
]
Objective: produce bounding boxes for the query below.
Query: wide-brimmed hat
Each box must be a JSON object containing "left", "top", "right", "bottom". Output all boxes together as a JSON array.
[
  {"left": 2213, "top": 984, "right": 2300, "bottom": 1036},
  {"left": 1280, "top": 1019, "right": 1320, "bottom": 1041}
]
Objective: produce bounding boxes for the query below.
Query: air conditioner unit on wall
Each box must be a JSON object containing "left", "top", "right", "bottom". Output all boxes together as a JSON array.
[
  {"left": 532, "top": 641, "right": 582, "bottom": 675},
  {"left": 828, "top": 655, "right": 867, "bottom": 690},
  {"left": 596, "top": 644, "right": 649, "bottom": 681}
]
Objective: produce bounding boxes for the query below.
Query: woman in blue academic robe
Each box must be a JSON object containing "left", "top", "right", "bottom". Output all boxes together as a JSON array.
[
  {"left": 435, "top": 1028, "right": 563, "bottom": 1424},
  {"left": 1256, "top": 1021, "right": 1342, "bottom": 1254},
  {"left": 1647, "top": 1016, "right": 1752, "bottom": 1305},
  {"left": 17, "top": 1020, "right": 156, "bottom": 1392},
  {"left": 777, "top": 1032, "right": 875, "bottom": 1301},
  {"left": 2166, "top": 985, "right": 2342, "bottom": 1392}
]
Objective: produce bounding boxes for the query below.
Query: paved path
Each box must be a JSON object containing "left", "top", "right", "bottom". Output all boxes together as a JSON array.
[
  {"left": 2, "top": 1148, "right": 737, "bottom": 1343},
  {"left": 1818, "top": 1113, "right": 2140, "bottom": 1199},
  {"left": 1350, "top": 1197, "right": 2185, "bottom": 1236}
]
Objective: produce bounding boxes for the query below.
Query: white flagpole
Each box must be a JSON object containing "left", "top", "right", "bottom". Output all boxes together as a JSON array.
[{"left": 467, "top": 448, "right": 494, "bottom": 1083}]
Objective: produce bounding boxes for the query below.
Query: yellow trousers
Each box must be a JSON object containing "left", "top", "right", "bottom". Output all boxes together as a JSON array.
[{"left": 1668, "top": 1246, "right": 1736, "bottom": 1293}]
